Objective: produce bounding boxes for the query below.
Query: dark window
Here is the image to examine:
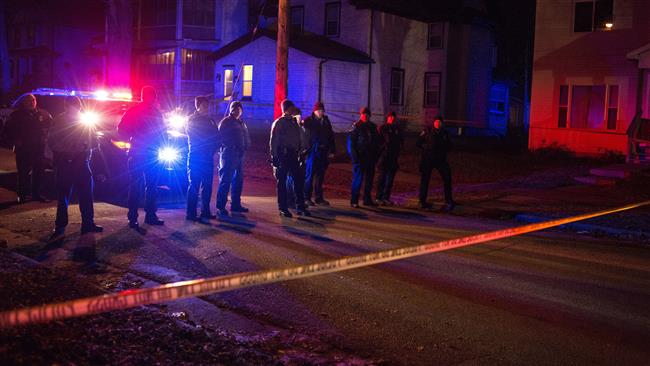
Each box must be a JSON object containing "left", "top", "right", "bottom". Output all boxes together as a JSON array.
[
  {"left": 140, "top": 0, "right": 177, "bottom": 40},
  {"left": 141, "top": 0, "right": 176, "bottom": 26},
  {"left": 574, "top": 0, "right": 613, "bottom": 32},
  {"left": 606, "top": 85, "right": 618, "bottom": 130},
  {"left": 324, "top": 2, "right": 340, "bottom": 37},
  {"left": 183, "top": 0, "right": 216, "bottom": 40},
  {"left": 290, "top": 6, "right": 304, "bottom": 35},
  {"left": 427, "top": 23, "right": 444, "bottom": 49},
  {"left": 595, "top": 0, "right": 614, "bottom": 29},
  {"left": 424, "top": 72, "right": 441, "bottom": 108},
  {"left": 390, "top": 68, "right": 404, "bottom": 105},
  {"left": 558, "top": 85, "right": 569, "bottom": 128}
]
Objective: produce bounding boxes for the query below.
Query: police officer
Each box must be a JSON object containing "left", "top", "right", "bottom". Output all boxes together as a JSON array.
[
  {"left": 417, "top": 116, "right": 455, "bottom": 211},
  {"left": 2, "top": 94, "right": 52, "bottom": 203},
  {"left": 216, "top": 100, "right": 250, "bottom": 216},
  {"left": 186, "top": 96, "right": 219, "bottom": 221},
  {"left": 347, "top": 107, "right": 380, "bottom": 208},
  {"left": 270, "top": 99, "right": 310, "bottom": 217},
  {"left": 118, "top": 86, "right": 167, "bottom": 228},
  {"left": 376, "top": 111, "right": 403, "bottom": 206},
  {"left": 302, "top": 101, "right": 335, "bottom": 206},
  {"left": 48, "top": 96, "right": 103, "bottom": 241}
]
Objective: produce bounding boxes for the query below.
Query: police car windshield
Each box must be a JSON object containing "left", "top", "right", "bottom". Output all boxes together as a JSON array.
[{"left": 32, "top": 95, "right": 137, "bottom": 129}]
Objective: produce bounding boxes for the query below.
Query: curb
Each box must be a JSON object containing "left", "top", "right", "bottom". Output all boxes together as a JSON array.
[{"left": 514, "top": 214, "right": 650, "bottom": 240}]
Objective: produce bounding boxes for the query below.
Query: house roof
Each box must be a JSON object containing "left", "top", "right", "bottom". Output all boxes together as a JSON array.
[
  {"left": 350, "top": 0, "right": 491, "bottom": 24},
  {"left": 212, "top": 28, "right": 374, "bottom": 64},
  {"left": 627, "top": 42, "right": 650, "bottom": 60}
]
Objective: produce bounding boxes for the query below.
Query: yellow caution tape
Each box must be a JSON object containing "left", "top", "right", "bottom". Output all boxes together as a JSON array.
[{"left": 1, "top": 200, "right": 648, "bottom": 327}]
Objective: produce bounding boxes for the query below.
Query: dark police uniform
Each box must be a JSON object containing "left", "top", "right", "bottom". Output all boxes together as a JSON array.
[
  {"left": 216, "top": 111, "right": 250, "bottom": 213},
  {"left": 302, "top": 112, "right": 335, "bottom": 204},
  {"left": 117, "top": 102, "right": 167, "bottom": 225},
  {"left": 186, "top": 112, "right": 219, "bottom": 219},
  {"left": 49, "top": 111, "right": 99, "bottom": 233},
  {"left": 270, "top": 114, "right": 308, "bottom": 215},
  {"left": 347, "top": 119, "right": 380, "bottom": 206},
  {"left": 376, "top": 121, "right": 403, "bottom": 203},
  {"left": 417, "top": 125, "right": 453, "bottom": 208},
  {"left": 3, "top": 107, "right": 52, "bottom": 201}
]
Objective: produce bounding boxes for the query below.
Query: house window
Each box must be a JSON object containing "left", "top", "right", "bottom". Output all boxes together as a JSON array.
[
  {"left": 560, "top": 84, "right": 619, "bottom": 129},
  {"left": 290, "top": 6, "right": 304, "bottom": 35},
  {"left": 424, "top": 72, "right": 441, "bottom": 108},
  {"left": 223, "top": 66, "right": 234, "bottom": 100},
  {"left": 574, "top": 0, "right": 613, "bottom": 32},
  {"left": 390, "top": 68, "right": 404, "bottom": 105},
  {"left": 606, "top": 85, "right": 618, "bottom": 130},
  {"left": 427, "top": 23, "right": 444, "bottom": 49},
  {"left": 181, "top": 49, "right": 214, "bottom": 81},
  {"left": 558, "top": 85, "right": 569, "bottom": 127},
  {"left": 183, "top": 0, "right": 216, "bottom": 40},
  {"left": 242, "top": 65, "right": 253, "bottom": 99},
  {"left": 140, "top": 0, "right": 177, "bottom": 40},
  {"left": 141, "top": 0, "right": 176, "bottom": 26},
  {"left": 138, "top": 50, "right": 175, "bottom": 80},
  {"left": 324, "top": 2, "right": 340, "bottom": 37}
]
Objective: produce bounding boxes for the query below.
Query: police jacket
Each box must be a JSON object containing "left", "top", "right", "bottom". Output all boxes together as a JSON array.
[
  {"left": 270, "top": 115, "right": 305, "bottom": 161},
  {"left": 117, "top": 102, "right": 166, "bottom": 151},
  {"left": 218, "top": 114, "right": 250, "bottom": 157},
  {"left": 347, "top": 119, "right": 379, "bottom": 163},
  {"left": 378, "top": 122, "right": 404, "bottom": 164},
  {"left": 302, "top": 114, "right": 335, "bottom": 157},
  {"left": 417, "top": 127, "right": 452, "bottom": 163},
  {"left": 3, "top": 108, "right": 52, "bottom": 149},
  {"left": 186, "top": 112, "right": 219, "bottom": 156},
  {"left": 49, "top": 111, "right": 96, "bottom": 160}
]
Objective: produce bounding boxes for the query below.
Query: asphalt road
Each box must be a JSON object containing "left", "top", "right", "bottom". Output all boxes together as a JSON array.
[{"left": 1, "top": 190, "right": 649, "bottom": 365}]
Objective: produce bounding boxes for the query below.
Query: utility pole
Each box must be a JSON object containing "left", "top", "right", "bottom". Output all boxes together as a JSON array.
[{"left": 274, "top": 0, "right": 289, "bottom": 119}]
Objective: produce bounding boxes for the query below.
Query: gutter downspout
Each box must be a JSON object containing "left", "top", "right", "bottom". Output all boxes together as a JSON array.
[
  {"left": 318, "top": 59, "right": 329, "bottom": 101},
  {"left": 367, "top": 9, "right": 374, "bottom": 110}
]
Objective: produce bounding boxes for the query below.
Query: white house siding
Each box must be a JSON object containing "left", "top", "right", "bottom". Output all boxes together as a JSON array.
[{"left": 321, "top": 60, "right": 368, "bottom": 131}]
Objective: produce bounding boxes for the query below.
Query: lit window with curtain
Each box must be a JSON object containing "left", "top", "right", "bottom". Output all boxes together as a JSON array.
[
  {"left": 242, "top": 65, "right": 253, "bottom": 99},
  {"left": 223, "top": 66, "right": 234, "bottom": 100},
  {"left": 560, "top": 84, "right": 619, "bottom": 129}
]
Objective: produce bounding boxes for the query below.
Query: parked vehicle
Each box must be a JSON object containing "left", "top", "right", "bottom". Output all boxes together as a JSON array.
[{"left": 2, "top": 88, "right": 190, "bottom": 204}]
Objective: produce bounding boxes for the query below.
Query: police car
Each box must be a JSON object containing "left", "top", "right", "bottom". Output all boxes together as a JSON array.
[{"left": 4, "top": 88, "right": 190, "bottom": 204}]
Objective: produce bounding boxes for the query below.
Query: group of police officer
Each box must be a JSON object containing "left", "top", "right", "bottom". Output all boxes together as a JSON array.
[
  {"left": 347, "top": 106, "right": 455, "bottom": 211},
  {"left": 2, "top": 85, "right": 455, "bottom": 241}
]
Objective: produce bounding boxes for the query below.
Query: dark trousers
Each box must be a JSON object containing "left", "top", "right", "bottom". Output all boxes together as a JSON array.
[
  {"left": 127, "top": 153, "right": 159, "bottom": 222},
  {"left": 15, "top": 147, "right": 44, "bottom": 197},
  {"left": 187, "top": 155, "right": 214, "bottom": 218},
  {"left": 419, "top": 160, "right": 453, "bottom": 204},
  {"left": 54, "top": 154, "right": 94, "bottom": 230},
  {"left": 275, "top": 159, "right": 306, "bottom": 211},
  {"left": 304, "top": 154, "right": 328, "bottom": 201},
  {"left": 376, "top": 162, "right": 398, "bottom": 201},
  {"left": 351, "top": 160, "right": 376, "bottom": 205},
  {"left": 216, "top": 153, "right": 243, "bottom": 209}
]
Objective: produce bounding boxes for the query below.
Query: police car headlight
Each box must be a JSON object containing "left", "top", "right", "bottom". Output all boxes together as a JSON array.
[
  {"left": 80, "top": 111, "right": 100, "bottom": 126},
  {"left": 158, "top": 147, "right": 180, "bottom": 163},
  {"left": 166, "top": 113, "right": 188, "bottom": 130}
]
